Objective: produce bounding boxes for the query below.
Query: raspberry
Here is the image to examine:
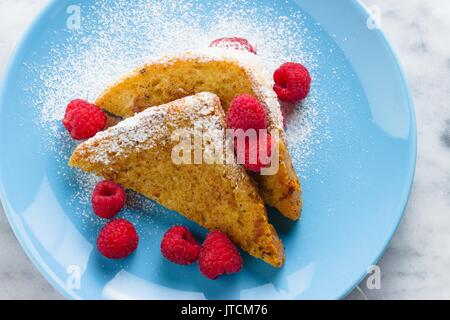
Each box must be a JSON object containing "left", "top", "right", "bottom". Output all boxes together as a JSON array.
[
  {"left": 209, "top": 37, "right": 257, "bottom": 54},
  {"left": 199, "top": 230, "right": 242, "bottom": 280},
  {"left": 235, "top": 133, "right": 272, "bottom": 173},
  {"left": 161, "top": 226, "right": 200, "bottom": 265},
  {"left": 63, "top": 99, "right": 107, "bottom": 140},
  {"left": 227, "top": 94, "right": 267, "bottom": 131},
  {"left": 65, "top": 98, "right": 83, "bottom": 114},
  {"left": 97, "top": 219, "right": 139, "bottom": 259},
  {"left": 273, "top": 62, "right": 311, "bottom": 103},
  {"left": 92, "top": 181, "right": 126, "bottom": 219}
]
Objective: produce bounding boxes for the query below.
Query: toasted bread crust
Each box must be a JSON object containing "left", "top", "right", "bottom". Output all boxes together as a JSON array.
[
  {"left": 254, "top": 141, "right": 302, "bottom": 220},
  {"left": 70, "top": 93, "right": 285, "bottom": 267},
  {"left": 95, "top": 49, "right": 301, "bottom": 220}
]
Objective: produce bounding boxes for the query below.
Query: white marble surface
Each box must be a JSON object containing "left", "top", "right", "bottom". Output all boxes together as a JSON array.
[{"left": 0, "top": 0, "right": 449, "bottom": 300}]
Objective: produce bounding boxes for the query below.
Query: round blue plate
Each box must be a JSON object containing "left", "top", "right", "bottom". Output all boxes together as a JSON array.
[{"left": 0, "top": 0, "right": 416, "bottom": 299}]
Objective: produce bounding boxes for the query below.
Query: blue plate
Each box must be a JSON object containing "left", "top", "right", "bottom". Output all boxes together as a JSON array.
[{"left": 0, "top": 0, "right": 416, "bottom": 299}]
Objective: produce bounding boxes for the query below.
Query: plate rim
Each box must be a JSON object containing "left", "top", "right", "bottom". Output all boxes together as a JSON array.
[
  {"left": 337, "top": 0, "right": 417, "bottom": 299},
  {"left": 0, "top": 0, "right": 417, "bottom": 300}
]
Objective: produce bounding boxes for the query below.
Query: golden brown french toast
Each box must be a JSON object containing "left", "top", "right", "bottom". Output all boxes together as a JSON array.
[
  {"left": 69, "top": 93, "right": 285, "bottom": 267},
  {"left": 95, "top": 48, "right": 302, "bottom": 220}
]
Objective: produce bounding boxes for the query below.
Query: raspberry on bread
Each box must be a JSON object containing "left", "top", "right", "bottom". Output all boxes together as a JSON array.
[
  {"left": 227, "top": 94, "right": 267, "bottom": 131},
  {"left": 209, "top": 37, "right": 257, "bottom": 54},
  {"left": 235, "top": 133, "right": 272, "bottom": 173}
]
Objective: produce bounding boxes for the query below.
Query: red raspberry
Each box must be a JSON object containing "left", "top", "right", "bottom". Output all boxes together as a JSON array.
[
  {"left": 227, "top": 94, "right": 267, "bottom": 131},
  {"left": 63, "top": 99, "right": 107, "bottom": 140},
  {"left": 161, "top": 226, "right": 200, "bottom": 265},
  {"left": 92, "top": 181, "right": 126, "bottom": 219},
  {"left": 235, "top": 133, "right": 272, "bottom": 173},
  {"left": 199, "top": 230, "right": 242, "bottom": 280},
  {"left": 65, "top": 98, "right": 83, "bottom": 114},
  {"left": 209, "top": 37, "right": 257, "bottom": 54},
  {"left": 273, "top": 62, "right": 311, "bottom": 103},
  {"left": 97, "top": 219, "right": 139, "bottom": 259}
]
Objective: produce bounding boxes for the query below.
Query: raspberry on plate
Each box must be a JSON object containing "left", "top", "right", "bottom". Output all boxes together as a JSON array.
[
  {"left": 63, "top": 99, "right": 107, "bottom": 140},
  {"left": 209, "top": 37, "right": 257, "bottom": 54},
  {"left": 273, "top": 62, "right": 311, "bottom": 103},
  {"left": 235, "top": 133, "right": 272, "bottom": 173},
  {"left": 161, "top": 226, "right": 200, "bottom": 265},
  {"left": 97, "top": 219, "right": 139, "bottom": 259},
  {"left": 227, "top": 94, "right": 267, "bottom": 131},
  {"left": 199, "top": 230, "right": 242, "bottom": 280},
  {"left": 92, "top": 180, "right": 126, "bottom": 219}
]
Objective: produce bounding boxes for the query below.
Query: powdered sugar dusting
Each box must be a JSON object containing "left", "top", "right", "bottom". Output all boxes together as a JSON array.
[
  {"left": 77, "top": 92, "right": 223, "bottom": 165},
  {"left": 153, "top": 47, "right": 284, "bottom": 131},
  {"left": 28, "top": 0, "right": 329, "bottom": 215}
]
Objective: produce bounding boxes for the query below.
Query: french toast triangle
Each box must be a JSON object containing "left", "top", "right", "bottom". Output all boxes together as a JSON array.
[
  {"left": 69, "top": 93, "right": 285, "bottom": 267},
  {"left": 95, "top": 47, "right": 302, "bottom": 221}
]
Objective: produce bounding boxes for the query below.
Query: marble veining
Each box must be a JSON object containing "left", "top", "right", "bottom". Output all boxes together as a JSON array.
[
  {"left": 441, "top": 120, "right": 450, "bottom": 148},
  {"left": 0, "top": 0, "right": 449, "bottom": 299}
]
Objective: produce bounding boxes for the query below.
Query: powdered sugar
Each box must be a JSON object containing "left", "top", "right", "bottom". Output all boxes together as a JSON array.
[
  {"left": 131, "top": 47, "right": 285, "bottom": 131},
  {"left": 28, "top": 0, "right": 328, "bottom": 213},
  {"left": 77, "top": 92, "right": 222, "bottom": 165}
]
